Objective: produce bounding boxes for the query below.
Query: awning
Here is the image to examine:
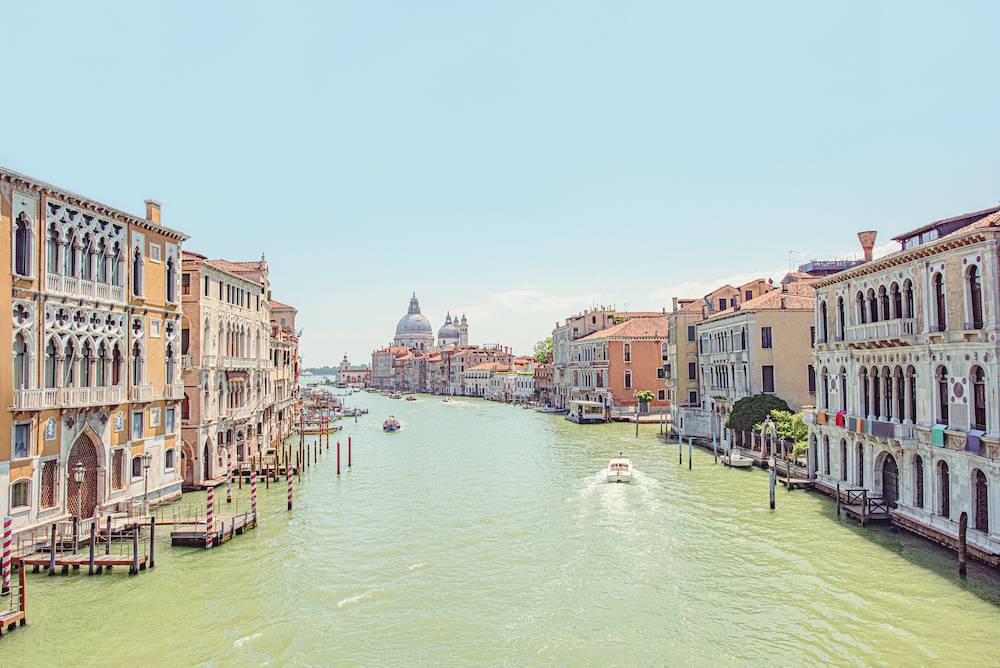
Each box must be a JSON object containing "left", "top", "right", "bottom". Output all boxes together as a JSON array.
[
  {"left": 835, "top": 410, "right": 847, "bottom": 427},
  {"left": 931, "top": 424, "right": 946, "bottom": 447},
  {"left": 967, "top": 429, "right": 985, "bottom": 454}
]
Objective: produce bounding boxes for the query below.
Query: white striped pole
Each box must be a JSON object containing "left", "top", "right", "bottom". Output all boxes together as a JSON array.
[
  {"left": 287, "top": 461, "right": 293, "bottom": 511},
  {"left": 226, "top": 461, "right": 233, "bottom": 504},
  {"left": 251, "top": 471, "right": 257, "bottom": 520},
  {"left": 205, "top": 487, "right": 215, "bottom": 549},
  {"left": 2, "top": 516, "right": 12, "bottom": 595}
]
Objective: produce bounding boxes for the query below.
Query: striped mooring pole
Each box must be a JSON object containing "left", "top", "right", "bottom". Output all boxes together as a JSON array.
[
  {"left": 205, "top": 486, "right": 215, "bottom": 549},
  {"left": 287, "top": 460, "right": 293, "bottom": 511},
  {"left": 226, "top": 462, "right": 233, "bottom": 504},
  {"left": 2, "top": 515, "right": 12, "bottom": 595},
  {"left": 348, "top": 436, "right": 352, "bottom": 468},
  {"left": 250, "top": 470, "right": 258, "bottom": 520}
]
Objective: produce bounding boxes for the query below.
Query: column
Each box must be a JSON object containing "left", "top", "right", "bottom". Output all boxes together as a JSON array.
[{"left": 904, "top": 370, "right": 914, "bottom": 424}]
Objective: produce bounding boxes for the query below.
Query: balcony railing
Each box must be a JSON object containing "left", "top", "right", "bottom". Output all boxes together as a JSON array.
[
  {"left": 894, "top": 423, "right": 917, "bottom": 444},
  {"left": 845, "top": 318, "right": 916, "bottom": 346},
  {"left": 201, "top": 354, "right": 216, "bottom": 367},
  {"left": 182, "top": 355, "right": 193, "bottom": 370},
  {"left": 130, "top": 384, "right": 154, "bottom": 402},
  {"left": 231, "top": 404, "right": 253, "bottom": 421},
  {"left": 166, "top": 383, "right": 184, "bottom": 400},
  {"left": 46, "top": 272, "right": 125, "bottom": 304},
  {"left": 222, "top": 356, "right": 255, "bottom": 369},
  {"left": 13, "top": 386, "right": 126, "bottom": 410}
]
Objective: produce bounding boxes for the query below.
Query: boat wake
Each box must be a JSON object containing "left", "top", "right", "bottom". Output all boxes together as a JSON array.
[
  {"left": 337, "top": 590, "right": 379, "bottom": 608},
  {"left": 407, "top": 562, "right": 428, "bottom": 572},
  {"left": 233, "top": 632, "right": 262, "bottom": 649}
]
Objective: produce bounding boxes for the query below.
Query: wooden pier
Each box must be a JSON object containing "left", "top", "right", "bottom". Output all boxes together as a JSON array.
[
  {"left": 835, "top": 486, "right": 892, "bottom": 525},
  {"left": 21, "top": 553, "right": 148, "bottom": 574},
  {"left": 170, "top": 511, "right": 256, "bottom": 548},
  {"left": 0, "top": 568, "right": 27, "bottom": 636},
  {"left": 772, "top": 457, "right": 815, "bottom": 490}
]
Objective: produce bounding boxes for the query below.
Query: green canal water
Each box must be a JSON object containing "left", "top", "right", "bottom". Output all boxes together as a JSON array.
[{"left": 5, "top": 389, "right": 1000, "bottom": 666}]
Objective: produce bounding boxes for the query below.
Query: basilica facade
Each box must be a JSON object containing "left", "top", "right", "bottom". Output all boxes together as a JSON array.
[{"left": 392, "top": 293, "right": 468, "bottom": 351}]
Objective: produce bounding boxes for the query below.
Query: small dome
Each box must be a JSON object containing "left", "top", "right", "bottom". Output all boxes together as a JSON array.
[{"left": 438, "top": 322, "right": 460, "bottom": 339}]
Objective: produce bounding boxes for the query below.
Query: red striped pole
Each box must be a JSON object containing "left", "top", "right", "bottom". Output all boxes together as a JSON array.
[
  {"left": 337, "top": 440, "right": 341, "bottom": 476},
  {"left": 205, "top": 487, "right": 215, "bottom": 549},
  {"left": 348, "top": 436, "right": 352, "bottom": 468},
  {"left": 250, "top": 471, "right": 257, "bottom": 519},
  {"left": 287, "top": 460, "right": 293, "bottom": 511},
  {"left": 2, "top": 515, "right": 11, "bottom": 595},
  {"left": 226, "top": 461, "right": 233, "bottom": 504}
]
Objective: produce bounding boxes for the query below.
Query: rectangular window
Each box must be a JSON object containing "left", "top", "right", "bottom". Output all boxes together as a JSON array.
[
  {"left": 808, "top": 365, "right": 816, "bottom": 393},
  {"left": 761, "top": 326, "right": 773, "bottom": 349},
  {"left": 688, "top": 362, "right": 697, "bottom": 380},
  {"left": 131, "top": 411, "right": 144, "bottom": 440},
  {"left": 745, "top": 290, "right": 752, "bottom": 301},
  {"left": 688, "top": 390, "right": 698, "bottom": 405},
  {"left": 150, "top": 407, "right": 161, "bottom": 428},
  {"left": 657, "top": 367, "right": 665, "bottom": 379},
  {"left": 148, "top": 243, "right": 162, "bottom": 263},
  {"left": 182, "top": 273, "right": 191, "bottom": 295},
  {"left": 112, "top": 450, "right": 125, "bottom": 490},
  {"left": 166, "top": 408, "right": 175, "bottom": 433},
  {"left": 40, "top": 460, "right": 56, "bottom": 508},
  {"left": 150, "top": 319, "right": 161, "bottom": 338},
  {"left": 762, "top": 365, "right": 775, "bottom": 393},
  {"left": 219, "top": 281, "right": 223, "bottom": 300},
  {"left": 810, "top": 326, "right": 815, "bottom": 347},
  {"left": 204, "top": 275, "right": 210, "bottom": 297},
  {"left": 657, "top": 389, "right": 666, "bottom": 401},
  {"left": 718, "top": 298, "right": 726, "bottom": 311},
  {"left": 687, "top": 325, "right": 695, "bottom": 342},
  {"left": 13, "top": 423, "right": 31, "bottom": 459}
]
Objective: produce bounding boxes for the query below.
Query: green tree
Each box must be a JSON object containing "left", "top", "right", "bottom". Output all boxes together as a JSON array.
[
  {"left": 767, "top": 409, "right": 809, "bottom": 456},
  {"left": 534, "top": 337, "right": 553, "bottom": 364},
  {"left": 725, "top": 394, "right": 790, "bottom": 432},
  {"left": 634, "top": 390, "right": 655, "bottom": 405}
]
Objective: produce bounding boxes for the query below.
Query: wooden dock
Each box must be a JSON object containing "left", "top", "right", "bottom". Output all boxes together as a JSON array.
[
  {"left": 0, "top": 568, "right": 27, "bottom": 636},
  {"left": 170, "top": 511, "right": 256, "bottom": 548},
  {"left": 21, "top": 553, "right": 148, "bottom": 574},
  {"left": 772, "top": 458, "right": 815, "bottom": 490},
  {"left": 835, "top": 486, "right": 892, "bottom": 525}
]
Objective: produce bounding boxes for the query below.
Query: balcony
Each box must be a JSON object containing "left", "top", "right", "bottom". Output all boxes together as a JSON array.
[
  {"left": 802, "top": 410, "right": 817, "bottom": 425},
  {"left": 130, "top": 385, "right": 154, "bottom": 402},
  {"left": 182, "top": 355, "right": 193, "bottom": 370},
  {"left": 46, "top": 272, "right": 125, "bottom": 304},
  {"left": 166, "top": 383, "right": 184, "bottom": 400},
  {"left": 13, "top": 388, "right": 59, "bottom": 410},
  {"left": 893, "top": 422, "right": 917, "bottom": 447},
  {"left": 230, "top": 404, "right": 253, "bottom": 421},
  {"left": 222, "top": 356, "right": 255, "bottom": 369},
  {"left": 13, "top": 386, "right": 127, "bottom": 410},
  {"left": 845, "top": 318, "right": 916, "bottom": 348}
]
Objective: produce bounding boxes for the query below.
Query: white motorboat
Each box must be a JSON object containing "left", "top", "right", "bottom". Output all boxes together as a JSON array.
[
  {"left": 605, "top": 454, "right": 633, "bottom": 483},
  {"left": 723, "top": 451, "right": 754, "bottom": 468}
]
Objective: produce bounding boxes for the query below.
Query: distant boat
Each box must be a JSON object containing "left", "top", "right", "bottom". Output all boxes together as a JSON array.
[
  {"left": 383, "top": 416, "right": 401, "bottom": 432},
  {"left": 405, "top": 395, "right": 417, "bottom": 401},
  {"left": 605, "top": 454, "right": 633, "bottom": 483},
  {"left": 723, "top": 451, "right": 754, "bottom": 468}
]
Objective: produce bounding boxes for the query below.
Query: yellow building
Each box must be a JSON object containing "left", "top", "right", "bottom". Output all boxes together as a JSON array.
[{"left": 2, "top": 167, "right": 188, "bottom": 529}]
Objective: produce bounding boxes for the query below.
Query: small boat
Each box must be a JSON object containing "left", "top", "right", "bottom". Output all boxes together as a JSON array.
[
  {"left": 389, "top": 392, "right": 402, "bottom": 400},
  {"left": 442, "top": 397, "right": 454, "bottom": 403},
  {"left": 723, "top": 451, "right": 754, "bottom": 468},
  {"left": 605, "top": 454, "right": 633, "bottom": 483},
  {"left": 405, "top": 395, "right": 417, "bottom": 401},
  {"left": 383, "top": 416, "right": 401, "bottom": 432}
]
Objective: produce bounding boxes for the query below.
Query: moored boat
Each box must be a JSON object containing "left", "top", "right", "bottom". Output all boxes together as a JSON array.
[
  {"left": 405, "top": 395, "right": 417, "bottom": 401},
  {"left": 723, "top": 451, "right": 754, "bottom": 468}
]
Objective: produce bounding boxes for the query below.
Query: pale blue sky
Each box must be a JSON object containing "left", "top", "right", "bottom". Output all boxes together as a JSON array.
[{"left": 4, "top": 1, "right": 999, "bottom": 365}]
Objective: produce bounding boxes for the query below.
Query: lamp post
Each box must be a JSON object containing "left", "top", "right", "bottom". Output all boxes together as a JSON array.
[
  {"left": 72, "top": 462, "right": 86, "bottom": 517},
  {"left": 142, "top": 452, "right": 153, "bottom": 504}
]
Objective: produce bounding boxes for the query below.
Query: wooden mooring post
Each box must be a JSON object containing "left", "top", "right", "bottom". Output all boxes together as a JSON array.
[
  {"left": 149, "top": 516, "right": 156, "bottom": 569},
  {"left": 106, "top": 515, "right": 112, "bottom": 555},
  {"left": 688, "top": 439, "right": 692, "bottom": 470},
  {"left": 48, "top": 524, "right": 57, "bottom": 577},
  {"left": 769, "top": 467, "right": 776, "bottom": 510},
  {"left": 130, "top": 529, "right": 139, "bottom": 575},
  {"left": 959, "top": 512, "right": 968, "bottom": 578},
  {"left": 348, "top": 436, "right": 352, "bottom": 468},
  {"left": 88, "top": 519, "right": 96, "bottom": 575},
  {"left": 678, "top": 440, "right": 682, "bottom": 465},
  {"left": 836, "top": 482, "right": 841, "bottom": 518},
  {"left": 337, "top": 440, "right": 341, "bottom": 476}
]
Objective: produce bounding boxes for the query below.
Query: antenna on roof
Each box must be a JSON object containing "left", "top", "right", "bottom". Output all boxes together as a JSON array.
[{"left": 787, "top": 250, "right": 798, "bottom": 272}]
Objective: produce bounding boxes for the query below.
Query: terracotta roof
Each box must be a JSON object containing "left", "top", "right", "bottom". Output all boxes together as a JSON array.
[
  {"left": 466, "top": 362, "right": 509, "bottom": 372},
  {"left": 269, "top": 299, "right": 296, "bottom": 311},
  {"left": 706, "top": 287, "right": 814, "bottom": 319},
  {"left": 200, "top": 258, "right": 263, "bottom": 285},
  {"left": 580, "top": 316, "right": 668, "bottom": 340}
]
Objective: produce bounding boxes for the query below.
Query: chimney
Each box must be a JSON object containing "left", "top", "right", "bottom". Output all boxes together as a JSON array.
[
  {"left": 858, "top": 230, "right": 877, "bottom": 262},
  {"left": 672, "top": 297, "right": 678, "bottom": 311},
  {"left": 145, "top": 199, "right": 161, "bottom": 225}
]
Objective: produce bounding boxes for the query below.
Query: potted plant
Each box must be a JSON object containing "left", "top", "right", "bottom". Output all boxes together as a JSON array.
[{"left": 634, "top": 390, "right": 654, "bottom": 414}]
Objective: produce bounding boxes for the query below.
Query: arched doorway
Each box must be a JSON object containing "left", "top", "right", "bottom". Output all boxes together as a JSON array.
[
  {"left": 974, "top": 469, "right": 989, "bottom": 533},
  {"left": 203, "top": 441, "right": 212, "bottom": 481},
  {"left": 181, "top": 443, "right": 195, "bottom": 488},
  {"left": 880, "top": 453, "right": 899, "bottom": 508},
  {"left": 68, "top": 433, "right": 100, "bottom": 519}
]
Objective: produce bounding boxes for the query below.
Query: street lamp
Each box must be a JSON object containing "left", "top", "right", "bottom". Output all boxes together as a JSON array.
[
  {"left": 142, "top": 452, "right": 153, "bottom": 503},
  {"left": 72, "top": 462, "right": 86, "bottom": 517}
]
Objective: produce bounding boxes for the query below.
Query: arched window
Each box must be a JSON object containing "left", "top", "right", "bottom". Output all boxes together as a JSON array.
[
  {"left": 81, "top": 341, "right": 93, "bottom": 388},
  {"left": 111, "top": 242, "right": 122, "bottom": 286},
  {"left": 890, "top": 283, "right": 901, "bottom": 319},
  {"left": 165, "top": 344, "right": 175, "bottom": 385},
  {"left": 166, "top": 257, "right": 176, "bottom": 302},
  {"left": 96, "top": 343, "right": 107, "bottom": 387},
  {"left": 933, "top": 272, "right": 946, "bottom": 331},
  {"left": 63, "top": 339, "right": 76, "bottom": 387},
  {"left": 47, "top": 225, "right": 60, "bottom": 275},
  {"left": 823, "top": 436, "right": 830, "bottom": 475},
  {"left": 132, "top": 455, "right": 143, "bottom": 479},
  {"left": 936, "top": 366, "right": 949, "bottom": 425},
  {"left": 624, "top": 370, "right": 632, "bottom": 389},
  {"left": 913, "top": 455, "right": 924, "bottom": 508},
  {"left": 840, "top": 440, "right": 848, "bottom": 482},
  {"left": 860, "top": 367, "right": 870, "bottom": 416},
  {"left": 132, "top": 341, "right": 143, "bottom": 384},
  {"left": 937, "top": 460, "right": 950, "bottom": 518},
  {"left": 974, "top": 469, "right": 989, "bottom": 533},
  {"left": 883, "top": 366, "right": 893, "bottom": 420},
  {"left": 112, "top": 344, "right": 123, "bottom": 386},
  {"left": 741, "top": 327, "right": 747, "bottom": 349},
  {"left": 13, "top": 333, "right": 29, "bottom": 389},
  {"left": 65, "top": 230, "right": 78, "bottom": 277},
  {"left": 972, "top": 366, "right": 986, "bottom": 432},
  {"left": 81, "top": 234, "right": 94, "bottom": 281},
  {"left": 855, "top": 442, "right": 864, "bottom": 486},
  {"left": 906, "top": 366, "right": 916, "bottom": 422},
  {"left": 879, "top": 286, "right": 890, "bottom": 320},
  {"left": 903, "top": 279, "right": 914, "bottom": 318},
  {"left": 182, "top": 394, "right": 191, "bottom": 420},
  {"left": 97, "top": 239, "right": 108, "bottom": 283},
  {"left": 856, "top": 291, "right": 867, "bottom": 324},
  {"left": 10, "top": 478, "right": 30, "bottom": 510},
  {"left": 820, "top": 367, "right": 829, "bottom": 409},
  {"left": 839, "top": 367, "right": 848, "bottom": 411},
  {"left": 819, "top": 301, "right": 829, "bottom": 342},
  {"left": 969, "top": 265, "right": 984, "bottom": 330},
  {"left": 867, "top": 289, "right": 878, "bottom": 323},
  {"left": 894, "top": 366, "right": 904, "bottom": 422},
  {"left": 132, "top": 247, "right": 144, "bottom": 297},
  {"left": 165, "top": 449, "right": 176, "bottom": 470},
  {"left": 14, "top": 213, "right": 31, "bottom": 276},
  {"left": 872, "top": 367, "right": 881, "bottom": 418},
  {"left": 836, "top": 297, "right": 845, "bottom": 340},
  {"left": 623, "top": 343, "right": 631, "bottom": 363},
  {"left": 45, "top": 339, "right": 58, "bottom": 388}
]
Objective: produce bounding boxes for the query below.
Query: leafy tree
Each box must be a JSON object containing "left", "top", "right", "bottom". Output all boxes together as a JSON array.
[
  {"left": 767, "top": 409, "right": 809, "bottom": 456},
  {"left": 634, "top": 390, "right": 655, "bottom": 404},
  {"left": 725, "top": 394, "right": 790, "bottom": 432},
  {"left": 534, "top": 337, "right": 553, "bottom": 364}
]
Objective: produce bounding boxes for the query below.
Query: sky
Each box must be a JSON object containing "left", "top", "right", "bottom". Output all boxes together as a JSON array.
[{"left": 3, "top": 1, "right": 999, "bottom": 366}]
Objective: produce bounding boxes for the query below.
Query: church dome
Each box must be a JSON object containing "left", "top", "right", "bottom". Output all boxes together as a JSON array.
[
  {"left": 438, "top": 312, "right": 460, "bottom": 340},
  {"left": 396, "top": 293, "right": 433, "bottom": 336}
]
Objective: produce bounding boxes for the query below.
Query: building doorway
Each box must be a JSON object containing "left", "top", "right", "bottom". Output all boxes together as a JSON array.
[{"left": 68, "top": 433, "right": 100, "bottom": 519}]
